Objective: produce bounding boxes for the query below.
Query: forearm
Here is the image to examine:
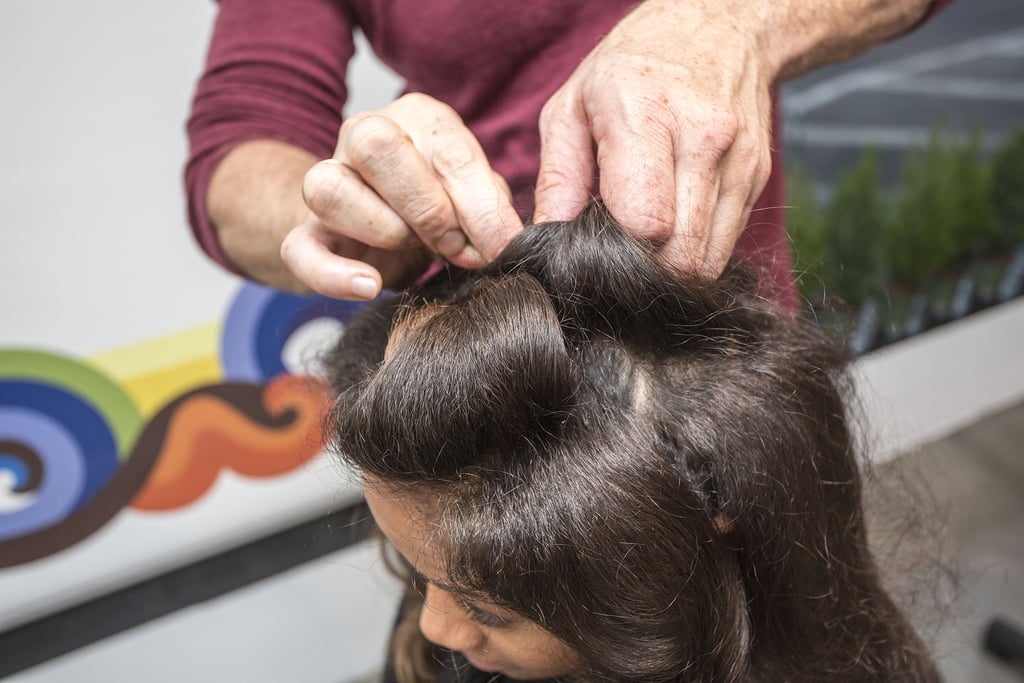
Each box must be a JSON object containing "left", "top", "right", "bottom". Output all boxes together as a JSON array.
[
  {"left": 207, "top": 140, "right": 317, "bottom": 292},
  {"left": 749, "top": 0, "right": 938, "bottom": 82}
]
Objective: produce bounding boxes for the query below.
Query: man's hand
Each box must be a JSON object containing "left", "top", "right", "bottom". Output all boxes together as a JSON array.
[
  {"left": 534, "top": 0, "right": 774, "bottom": 278},
  {"left": 534, "top": 0, "right": 935, "bottom": 278},
  {"left": 281, "top": 93, "right": 524, "bottom": 299}
]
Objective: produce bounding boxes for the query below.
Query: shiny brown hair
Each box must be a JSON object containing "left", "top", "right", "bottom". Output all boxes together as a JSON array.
[{"left": 326, "top": 202, "right": 937, "bottom": 682}]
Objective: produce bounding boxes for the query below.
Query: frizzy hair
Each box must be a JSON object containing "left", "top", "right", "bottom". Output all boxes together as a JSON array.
[{"left": 325, "top": 202, "right": 937, "bottom": 682}]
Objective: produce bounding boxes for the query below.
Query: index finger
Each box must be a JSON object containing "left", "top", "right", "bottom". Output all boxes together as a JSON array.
[
  {"left": 338, "top": 113, "right": 463, "bottom": 257},
  {"left": 423, "top": 121, "right": 524, "bottom": 261}
]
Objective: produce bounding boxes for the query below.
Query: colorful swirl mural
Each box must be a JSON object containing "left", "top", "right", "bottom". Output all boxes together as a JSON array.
[
  {"left": 130, "top": 375, "right": 328, "bottom": 511},
  {"left": 0, "top": 284, "right": 366, "bottom": 567}
]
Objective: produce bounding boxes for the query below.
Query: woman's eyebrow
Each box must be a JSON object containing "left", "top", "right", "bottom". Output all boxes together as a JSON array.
[
  {"left": 427, "top": 576, "right": 475, "bottom": 598},
  {"left": 416, "top": 571, "right": 496, "bottom": 607},
  {"left": 406, "top": 561, "right": 505, "bottom": 613},
  {"left": 409, "top": 566, "right": 462, "bottom": 595}
]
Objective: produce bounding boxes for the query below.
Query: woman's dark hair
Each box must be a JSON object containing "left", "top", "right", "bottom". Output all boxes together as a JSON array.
[{"left": 325, "top": 202, "right": 937, "bottom": 682}]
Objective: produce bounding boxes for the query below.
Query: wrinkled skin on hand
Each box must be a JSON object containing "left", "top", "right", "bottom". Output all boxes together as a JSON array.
[
  {"left": 281, "top": 93, "right": 523, "bottom": 299},
  {"left": 534, "top": 0, "right": 776, "bottom": 278},
  {"left": 283, "top": 0, "right": 919, "bottom": 297}
]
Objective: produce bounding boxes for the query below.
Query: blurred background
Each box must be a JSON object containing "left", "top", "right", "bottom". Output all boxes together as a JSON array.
[{"left": 0, "top": 1, "right": 1021, "bottom": 681}]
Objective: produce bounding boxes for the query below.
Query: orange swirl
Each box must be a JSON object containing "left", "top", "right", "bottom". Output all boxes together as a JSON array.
[{"left": 131, "top": 375, "right": 329, "bottom": 511}]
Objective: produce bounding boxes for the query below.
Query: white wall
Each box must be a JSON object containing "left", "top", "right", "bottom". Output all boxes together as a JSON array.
[
  {"left": 7, "top": 540, "right": 405, "bottom": 683},
  {"left": 0, "top": 2, "right": 402, "bottom": 353},
  {"left": 1, "top": 1, "right": 229, "bottom": 352},
  {"left": 1, "top": 2, "right": 404, "bottom": 681},
  {"left": 856, "top": 298, "right": 1024, "bottom": 464}
]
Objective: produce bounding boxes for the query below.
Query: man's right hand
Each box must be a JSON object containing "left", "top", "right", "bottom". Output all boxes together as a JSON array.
[{"left": 280, "top": 93, "right": 524, "bottom": 300}]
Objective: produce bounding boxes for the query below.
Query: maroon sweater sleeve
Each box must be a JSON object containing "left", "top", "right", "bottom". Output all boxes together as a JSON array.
[{"left": 185, "top": 0, "right": 355, "bottom": 274}]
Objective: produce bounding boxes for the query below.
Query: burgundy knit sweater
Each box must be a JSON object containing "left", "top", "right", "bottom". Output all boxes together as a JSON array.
[{"left": 186, "top": 0, "right": 951, "bottom": 307}]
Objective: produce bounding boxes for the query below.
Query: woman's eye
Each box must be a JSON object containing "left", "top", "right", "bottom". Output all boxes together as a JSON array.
[{"left": 465, "top": 602, "right": 510, "bottom": 629}]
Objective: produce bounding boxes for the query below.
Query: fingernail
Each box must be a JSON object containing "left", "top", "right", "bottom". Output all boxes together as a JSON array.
[
  {"left": 452, "top": 245, "right": 487, "bottom": 266},
  {"left": 437, "top": 230, "right": 467, "bottom": 257},
  {"left": 460, "top": 245, "right": 486, "bottom": 265},
  {"left": 351, "top": 275, "right": 379, "bottom": 300}
]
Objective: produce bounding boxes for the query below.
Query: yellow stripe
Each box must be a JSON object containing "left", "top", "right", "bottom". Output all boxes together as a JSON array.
[
  {"left": 89, "top": 323, "right": 220, "bottom": 379},
  {"left": 88, "top": 322, "right": 223, "bottom": 417},
  {"left": 120, "top": 355, "right": 223, "bottom": 416}
]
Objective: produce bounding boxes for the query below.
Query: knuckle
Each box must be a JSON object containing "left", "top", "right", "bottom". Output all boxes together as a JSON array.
[
  {"left": 430, "top": 139, "right": 477, "bottom": 180},
  {"left": 339, "top": 110, "right": 369, "bottom": 131},
  {"left": 395, "top": 92, "right": 428, "bottom": 108},
  {"left": 343, "top": 116, "right": 406, "bottom": 170},
  {"left": 396, "top": 92, "right": 460, "bottom": 121},
  {"left": 534, "top": 166, "right": 573, "bottom": 197},
  {"left": 614, "top": 200, "right": 674, "bottom": 243},
  {"left": 539, "top": 91, "right": 570, "bottom": 130},
  {"left": 638, "top": 211, "right": 675, "bottom": 242},
  {"left": 302, "top": 165, "right": 345, "bottom": 216},
  {"left": 337, "top": 111, "right": 370, "bottom": 145},
  {"left": 405, "top": 198, "right": 453, "bottom": 238},
  {"left": 697, "top": 109, "right": 741, "bottom": 156},
  {"left": 539, "top": 97, "right": 556, "bottom": 127},
  {"left": 395, "top": 91, "right": 432, "bottom": 110},
  {"left": 732, "top": 141, "right": 763, "bottom": 180},
  {"left": 491, "top": 170, "right": 512, "bottom": 197},
  {"left": 728, "top": 139, "right": 772, "bottom": 195},
  {"left": 368, "top": 217, "right": 414, "bottom": 248}
]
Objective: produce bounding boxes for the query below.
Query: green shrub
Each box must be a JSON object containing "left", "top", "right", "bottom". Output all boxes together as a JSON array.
[
  {"left": 886, "top": 129, "right": 993, "bottom": 286},
  {"left": 821, "top": 148, "right": 887, "bottom": 306},
  {"left": 786, "top": 167, "right": 828, "bottom": 305},
  {"left": 991, "top": 127, "right": 1024, "bottom": 248}
]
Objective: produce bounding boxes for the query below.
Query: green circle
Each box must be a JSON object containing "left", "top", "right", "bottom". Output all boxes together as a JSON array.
[{"left": 0, "top": 348, "right": 143, "bottom": 460}]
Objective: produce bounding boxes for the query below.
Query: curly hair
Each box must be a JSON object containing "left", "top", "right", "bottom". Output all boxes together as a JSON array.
[{"left": 325, "top": 202, "right": 937, "bottom": 682}]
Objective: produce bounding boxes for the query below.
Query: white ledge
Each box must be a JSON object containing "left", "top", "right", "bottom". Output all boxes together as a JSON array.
[{"left": 853, "top": 297, "right": 1024, "bottom": 464}]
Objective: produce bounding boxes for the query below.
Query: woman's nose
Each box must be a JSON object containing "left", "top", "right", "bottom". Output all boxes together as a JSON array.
[{"left": 418, "top": 583, "right": 486, "bottom": 652}]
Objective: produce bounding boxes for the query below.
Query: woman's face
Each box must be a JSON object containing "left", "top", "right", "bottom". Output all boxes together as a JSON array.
[{"left": 364, "top": 479, "right": 582, "bottom": 680}]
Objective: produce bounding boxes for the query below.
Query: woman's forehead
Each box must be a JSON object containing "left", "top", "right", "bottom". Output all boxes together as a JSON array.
[{"left": 364, "top": 477, "right": 447, "bottom": 578}]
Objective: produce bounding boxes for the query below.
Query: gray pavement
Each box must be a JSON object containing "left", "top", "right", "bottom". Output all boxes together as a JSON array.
[{"left": 868, "top": 400, "right": 1024, "bottom": 682}]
